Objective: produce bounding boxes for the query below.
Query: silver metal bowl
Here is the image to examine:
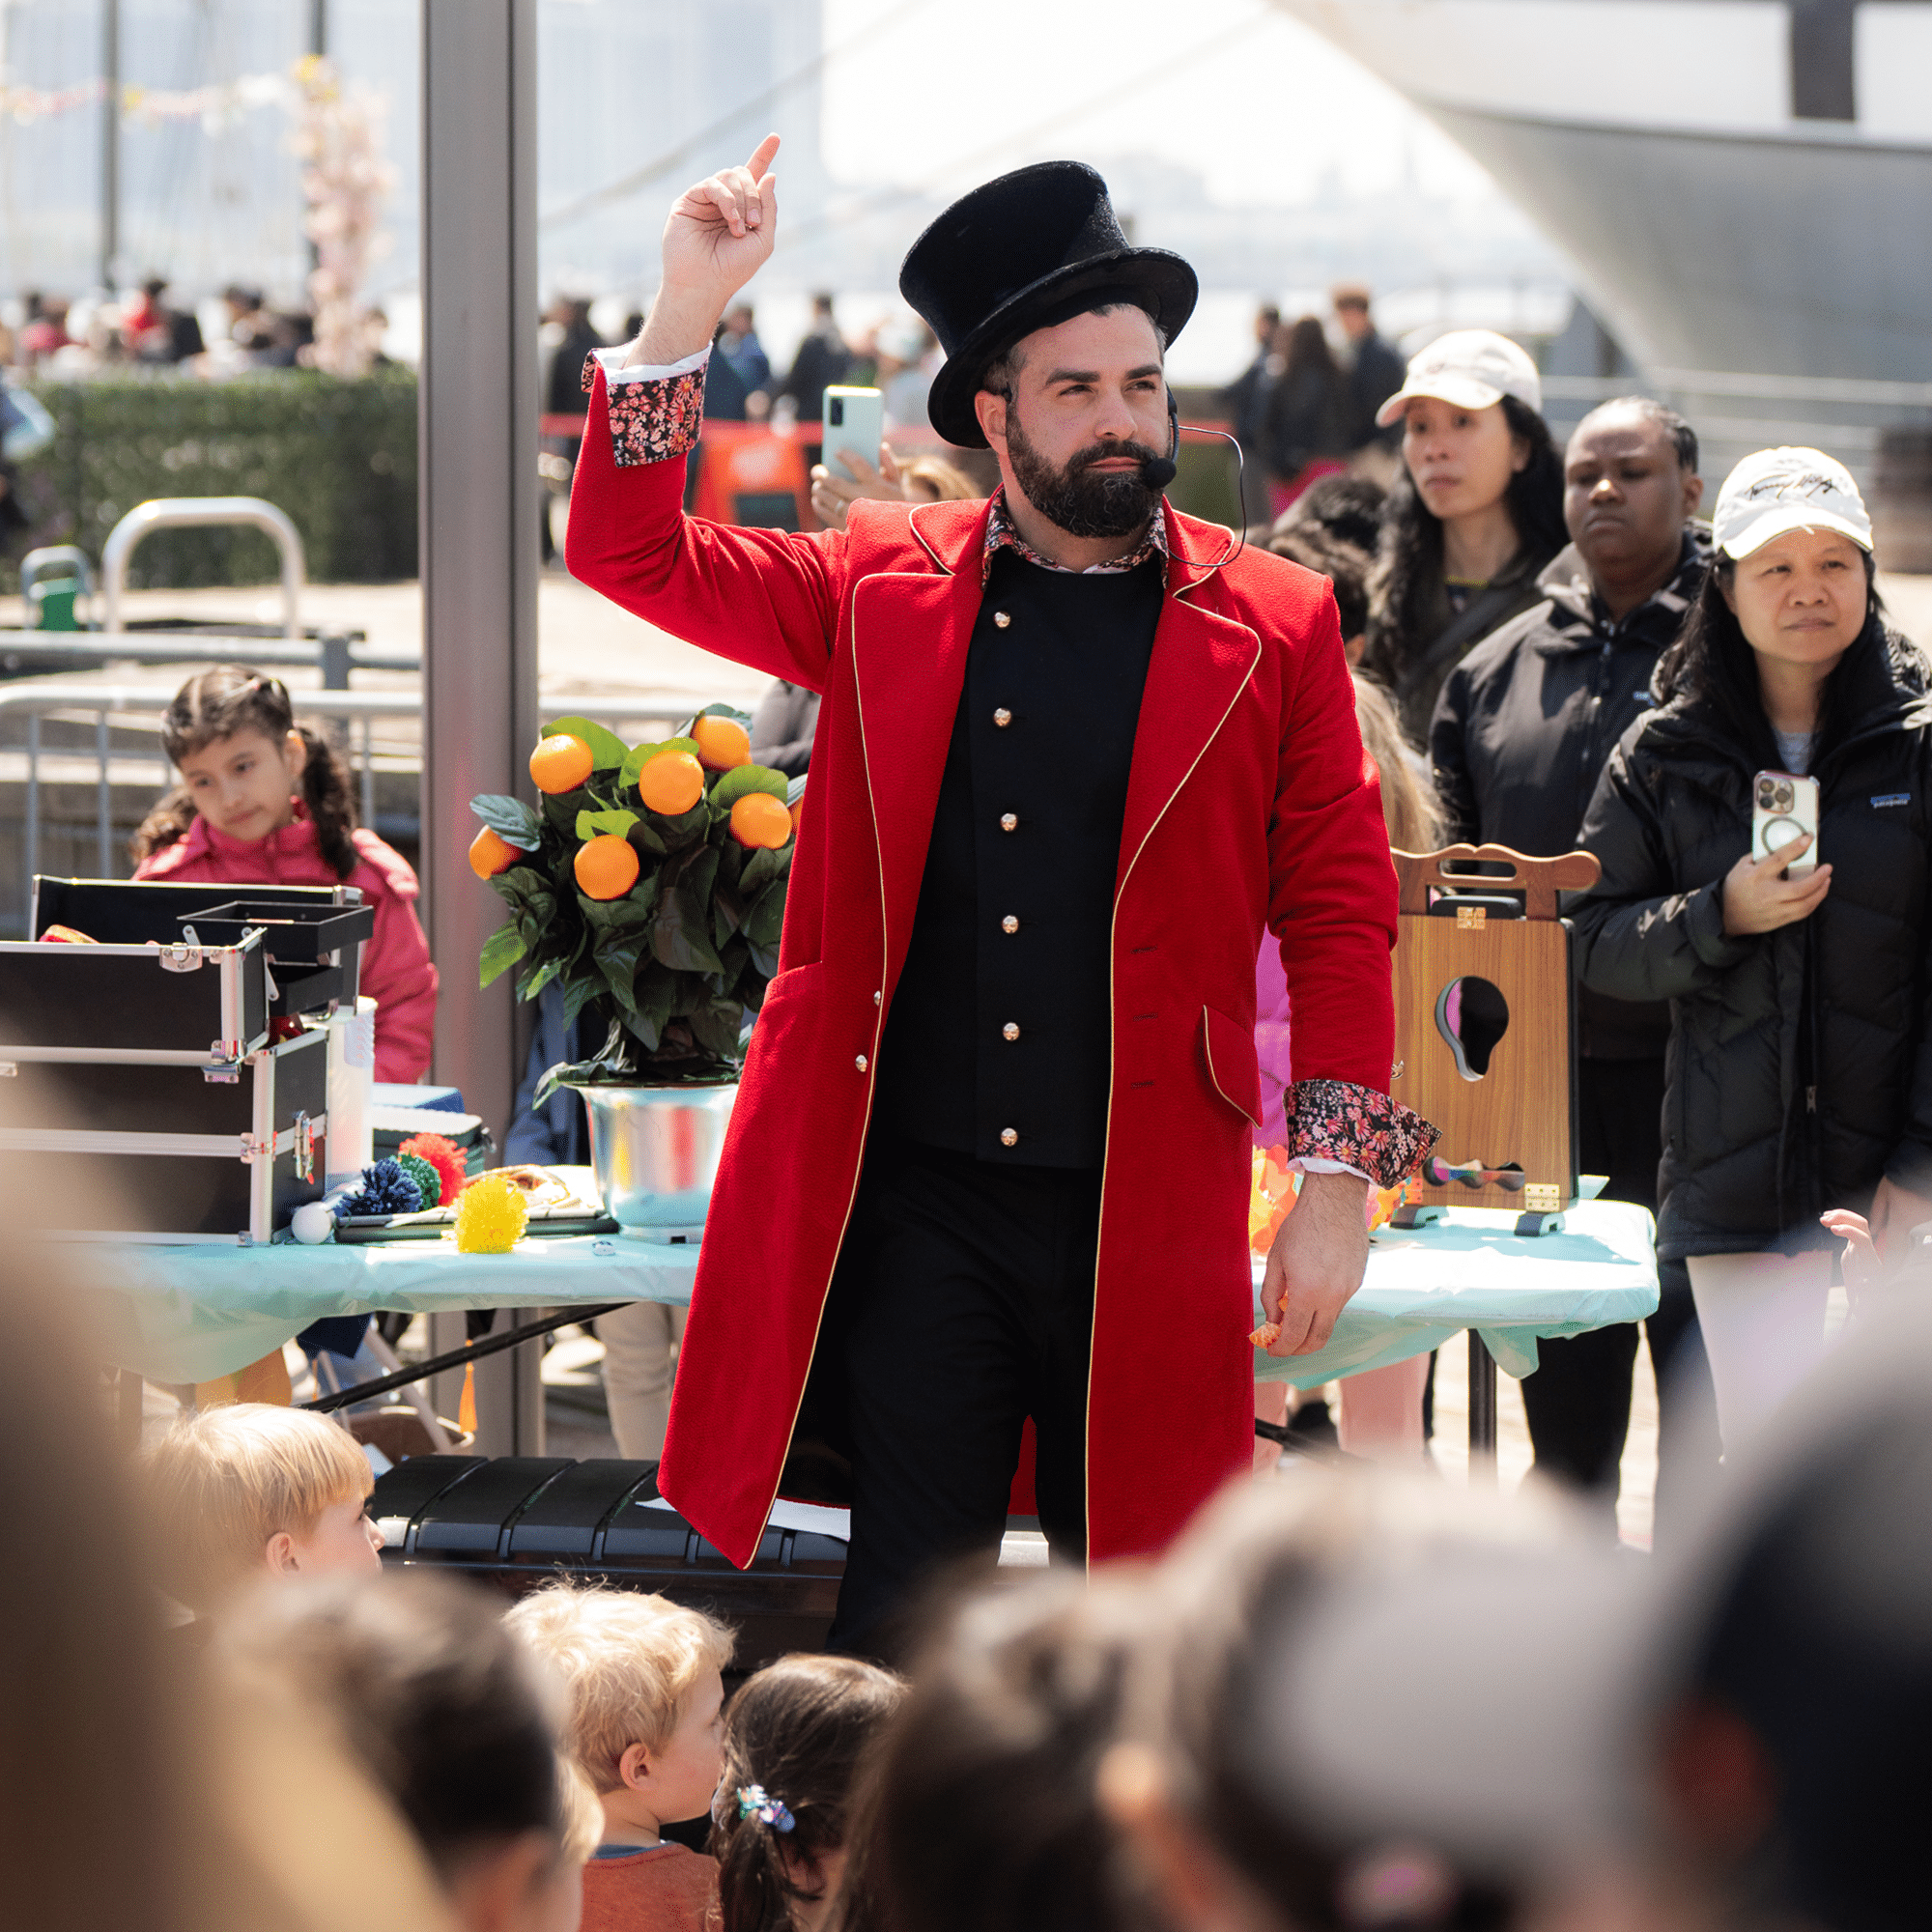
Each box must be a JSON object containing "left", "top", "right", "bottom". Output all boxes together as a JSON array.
[{"left": 573, "top": 1081, "right": 737, "bottom": 1241}]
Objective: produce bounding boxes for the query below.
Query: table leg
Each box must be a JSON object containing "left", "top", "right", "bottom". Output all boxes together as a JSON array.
[
  {"left": 1467, "top": 1329, "right": 1497, "bottom": 1483},
  {"left": 471, "top": 1307, "right": 547, "bottom": 1458}
]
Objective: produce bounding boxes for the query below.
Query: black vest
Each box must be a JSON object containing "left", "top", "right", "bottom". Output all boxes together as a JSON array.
[{"left": 874, "top": 548, "right": 1163, "bottom": 1169}]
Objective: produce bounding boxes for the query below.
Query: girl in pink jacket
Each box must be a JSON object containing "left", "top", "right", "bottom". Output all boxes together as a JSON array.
[{"left": 130, "top": 667, "right": 438, "bottom": 1083}]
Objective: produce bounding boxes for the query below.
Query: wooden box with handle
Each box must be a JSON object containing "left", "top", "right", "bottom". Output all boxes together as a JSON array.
[{"left": 1391, "top": 844, "right": 1601, "bottom": 1214}]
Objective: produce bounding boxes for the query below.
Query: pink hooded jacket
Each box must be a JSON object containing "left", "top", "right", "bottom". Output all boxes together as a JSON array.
[{"left": 134, "top": 812, "right": 438, "bottom": 1083}]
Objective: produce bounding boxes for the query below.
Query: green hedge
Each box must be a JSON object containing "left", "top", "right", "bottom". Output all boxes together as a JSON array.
[{"left": 8, "top": 370, "right": 418, "bottom": 590}]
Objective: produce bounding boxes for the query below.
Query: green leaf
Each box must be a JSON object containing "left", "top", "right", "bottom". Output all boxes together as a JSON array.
[
  {"left": 738, "top": 844, "right": 782, "bottom": 896},
  {"left": 516, "top": 954, "right": 563, "bottom": 1005},
  {"left": 575, "top": 807, "right": 640, "bottom": 840},
  {"left": 592, "top": 925, "right": 651, "bottom": 1013},
  {"left": 620, "top": 736, "right": 702, "bottom": 789},
  {"left": 746, "top": 939, "right": 780, "bottom": 981},
  {"left": 745, "top": 878, "right": 787, "bottom": 950},
  {"left": 479, "top": 920, "right": 526, "bottom": 987},
  {"left": 709, "top": 761, "right": 789, "bottom": 807},
  {"left": 576, "top": 877, "right": 659, "bottom": 933},
  {"left": 639, "top": 796, "right": 712, "bottom": 849},
  {"left": 687, "top": 997, "right": 745, "bottom": 1059},
  {"left": 543, "top": 715, "right": 631, "bottom": 771},
  {"left": 786, "top": 774, "right": 808, "bottom": 809},
  {"left": 560, "top": 972, "right": 603, "bottom": 1028},
  {"left": 542, "top": 786, "right": 594, "bottom": 834},
  {"left": 650, "top": 892, "right": 725, "bottom": 976},
  {"left": 470, "top": 793, "right": 543, "bottom": 850},
  {"left": 688, "top": 701, "right": 754, "bottom": 731}
]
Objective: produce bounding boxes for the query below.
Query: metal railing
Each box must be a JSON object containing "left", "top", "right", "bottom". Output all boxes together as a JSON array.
[
  {"left": 0, "top": 628, "right": 420, "bottom": 683},
  {"left": 102, "top": 498, "right": 305, "bottom": 641},
  {"left": 0, "top": 683, "right": 710, "bottom": 930}
]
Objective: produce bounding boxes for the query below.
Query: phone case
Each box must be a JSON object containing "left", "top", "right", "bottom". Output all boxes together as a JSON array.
[
  {"left": 1752, "top": 770, "right": 1819, "bottom": 877},
  {"left": 821, "top": 385, "right": 884, "bottom": 485}
]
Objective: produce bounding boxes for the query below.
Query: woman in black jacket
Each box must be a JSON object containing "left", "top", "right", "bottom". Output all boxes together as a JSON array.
[{"left": 1575, "top": 447, "right": 1932, "bottom": 1449}]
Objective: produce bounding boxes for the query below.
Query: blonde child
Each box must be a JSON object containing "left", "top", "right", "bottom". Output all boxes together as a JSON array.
[
  {"left": 131, "top": 665, "right": 437, "bottom": 1083},
  {"left": 709, "top": 1655, "right": 902, "bottom": 1932},
  {"left": 505, "top": 1582, "right": 735, "bottom": 1932},
  {"left": 143, "top": 1402, "right": 384, "bottom": 1614}
]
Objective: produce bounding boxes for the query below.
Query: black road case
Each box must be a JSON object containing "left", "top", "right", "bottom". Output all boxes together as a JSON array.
[{"left": 369, "top": 1456, "right": 846, "bottom": 1669}]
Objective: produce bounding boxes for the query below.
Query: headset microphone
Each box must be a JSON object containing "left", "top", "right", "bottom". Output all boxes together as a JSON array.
[{"left": 1140, "top": 389, "right": 1180, "bottom": 491}]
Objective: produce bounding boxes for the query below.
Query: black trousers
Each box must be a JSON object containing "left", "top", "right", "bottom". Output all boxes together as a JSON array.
[
  {"left": 1520, "top": 1057, "right": 1720, "bottom": 1539},
  {"left": 823, "top": 1142, "right": 1102, "bottom": 1660}
]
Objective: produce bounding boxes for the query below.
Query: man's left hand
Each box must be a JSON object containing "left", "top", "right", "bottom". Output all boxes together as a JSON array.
[{"left": 1261, "top": 1170, "right": 1370, "bottom": 1356}]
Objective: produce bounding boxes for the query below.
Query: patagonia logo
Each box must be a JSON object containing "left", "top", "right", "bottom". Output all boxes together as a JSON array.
[{"left": 1872, "top": 793, "right": 1912, "bottom": 810}]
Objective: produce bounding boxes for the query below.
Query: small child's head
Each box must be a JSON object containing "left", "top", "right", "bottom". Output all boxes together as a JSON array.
[
  {"left": 132, "top": 665, "right": 360, "bottom": 878},
  {"left": 1350, "top": 672, "right": 1444, "bottom": 855},
  {"left": 220, "top": 1570, "right": 582, "bottom": 1932},
  {"left": 144, "top": 1402, "right": 382, "bottom": 1612},
  {"left": 505, "top": 1582, "right": 735, "bottom": 1833},
  {"left": 709, "top": 1655, "right": 904, "bottom": 1932}
]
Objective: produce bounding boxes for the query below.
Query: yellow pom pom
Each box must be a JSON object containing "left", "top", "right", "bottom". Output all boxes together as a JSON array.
[{"left": 454, "top": 1171, "right": 529, "bottom": 1254}]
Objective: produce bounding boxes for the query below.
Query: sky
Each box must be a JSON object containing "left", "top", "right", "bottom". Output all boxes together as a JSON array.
[{"left": 818, "top": 0, "right": 1511, "bottom": 210}]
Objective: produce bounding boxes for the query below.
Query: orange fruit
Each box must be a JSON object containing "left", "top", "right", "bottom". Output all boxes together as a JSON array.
[
  {"left": 728, "top": 792, "right": 793, "bottom": 850},
  {"left": 529, "top": 732, "right": 594, "bottom": 794},
  {"left": 574, "top": 834, "right": 640, "bottom": 900},
  {"left": 469, "top": 826, "right": 520, "bottom": 879},
  {"left": 691, "top": 715, "right": 752, "bottom": 772},
  {"left": 638, "top": 749, "right": 705, "bottom": 815},
  {"left": 788, "top": 797, "right": 805, "bottom": 839}
]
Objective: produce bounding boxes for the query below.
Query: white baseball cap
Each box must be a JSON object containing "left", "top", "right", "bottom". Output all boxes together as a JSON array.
[
  {"left": 1375, "top": 328, "right": 1543, "bottom": 427},
  {"left": 1712, "top": 445, "right": 1873, "bottom": 559}
]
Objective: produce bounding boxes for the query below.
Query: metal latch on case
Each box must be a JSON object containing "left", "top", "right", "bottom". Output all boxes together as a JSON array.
[
  {"left": 240, "top": 1133, "right": 271, "bottom": 1165},
  {"left": 158, "top": 942, "right": 204, "bottom": 972}
]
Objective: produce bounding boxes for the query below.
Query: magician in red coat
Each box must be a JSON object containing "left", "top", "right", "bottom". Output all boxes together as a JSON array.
[{"left": 567, "top": 136, "right": 1437, "bottom": 1654}]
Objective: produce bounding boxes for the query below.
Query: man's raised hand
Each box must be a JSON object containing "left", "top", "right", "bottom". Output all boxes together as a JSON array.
[{"left": 630, "top": 135, "right": 781, "bottom": 368}]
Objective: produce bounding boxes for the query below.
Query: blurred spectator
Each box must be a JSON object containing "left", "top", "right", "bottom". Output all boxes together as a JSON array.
[
  {"left": 781, "top": 294, "right": 853, "bottom": 458},
  {"left": 547, "top": 297, "right": 605, "bottom": 417},
  {"left": 874, "top": 316, "right": 933, "bottom": 432},
  {"left": 1262, "top": 315, "right": 1351, "bottom": 515},
  {"left": 15, "top": 291, "right": 69, "bottom": 367},
  {"left": 1283, "top": 470, "right": 1386, "bottom": 556},
  {"left": 1359, "top": 331, "right": 1567, "bottom": 744},
  {"left": 1576, "top": 448, "right": 1932, "bottom": 1451},
  {"left": 1102, "top": 1475, "right": 1525, "bottom": 1932},
  {"left": 1331, "top": 282, "right": 1406, "bottom": 457},
  {"left": 1219, "top": 300, "right": 1281, "bottom": 526},
  {"left": 708, "top": 1655, "right": 903, "bottom": 1932},
  {"left": 1432, "top": 397, "right": 1719, "bottom": 1535},
  {"left": 717, "top": 301, "right": 772, "bottom": 395},
  {"left": 751, "top": 682, "right": 821, "bottom": 779},
  {"left": 1267, "top": 513, "right": 1377, "bottom": 650},
  {"left": 809, "top": 441, "right": 977, "bottom": 533},
  {"left": 125, "top": 275, "right": 205, "bottom": 363},
  {"left": 224, "top": 1572, "right": 583, "bottom": 1932},
  {"left": 840, "top": 1573, "right": 1149, "bottom": 1932},
  {"left": 705, "top": 318, "right": 754, "bottom": 422}
]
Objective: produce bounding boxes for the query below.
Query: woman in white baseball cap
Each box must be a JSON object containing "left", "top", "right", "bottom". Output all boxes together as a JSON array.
[
  {"left": 1575, "top": 446, "right": 1932, "bottom": 1449},
  {"left": 1358, "top": 328, "right": 1566, "bottom": 743}
]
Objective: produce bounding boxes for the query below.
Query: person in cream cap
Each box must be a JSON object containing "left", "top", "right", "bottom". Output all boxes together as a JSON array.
[
  {"left": 1710, "top": 444, "right": 1873, "bottom": 558},
  {"left": 1374, "top": 327, "right": 1544, "bottom": 428}
]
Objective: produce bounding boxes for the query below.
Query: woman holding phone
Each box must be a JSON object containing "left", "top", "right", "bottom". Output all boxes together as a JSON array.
[{"left": 1574, "top": 448, "right": 1932, "bottom": 1448}]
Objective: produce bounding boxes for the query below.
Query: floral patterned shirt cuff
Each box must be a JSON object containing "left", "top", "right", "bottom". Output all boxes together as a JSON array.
[
  {"left": 1287, "top": 1080, "right": 1440, "bottom": 1189},
  {"left": 582, "top": 348, "right": 707, "bottom": 468}
]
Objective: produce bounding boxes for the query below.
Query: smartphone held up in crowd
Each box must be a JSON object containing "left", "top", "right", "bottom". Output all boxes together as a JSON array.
[{"left": 1752, "top": 770, "right": 1821, "bottom": 878}]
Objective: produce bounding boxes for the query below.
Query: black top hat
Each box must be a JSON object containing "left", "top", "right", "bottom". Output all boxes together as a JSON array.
[{"left": 899, "top": 161, "right": 1198, "bottom": 449}]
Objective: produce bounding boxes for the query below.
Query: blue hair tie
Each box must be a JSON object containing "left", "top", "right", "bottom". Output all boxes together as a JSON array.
[{"left": 736, "top": 1784, "right": 795, "bottom": 1833}]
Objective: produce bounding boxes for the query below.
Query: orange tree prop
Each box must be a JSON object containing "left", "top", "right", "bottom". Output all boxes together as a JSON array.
[{"left": 470, "top": 705, "right": 800, "bottom": 1103}]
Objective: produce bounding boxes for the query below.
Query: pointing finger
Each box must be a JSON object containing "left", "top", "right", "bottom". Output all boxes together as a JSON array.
[{"left": 746, "top": 132, "right": 781, "bottom": 179}]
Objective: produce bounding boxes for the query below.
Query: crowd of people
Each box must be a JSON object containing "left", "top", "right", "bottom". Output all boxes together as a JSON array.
[{"left": 10, "top": 1279, "right": 1927, "bottom": 1932}]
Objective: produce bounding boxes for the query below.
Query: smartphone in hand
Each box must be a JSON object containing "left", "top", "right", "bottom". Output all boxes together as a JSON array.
[
  {"left": 821, "top": 385, "right": 884, "bottom": 484},
  {"left": 1753, "top": 769, "right": 1820, "bottom": 878}
]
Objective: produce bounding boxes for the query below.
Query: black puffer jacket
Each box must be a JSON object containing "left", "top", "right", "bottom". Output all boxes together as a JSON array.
[{"left": 1574, "top": 621, "right": 1932, "bottom": 1258}]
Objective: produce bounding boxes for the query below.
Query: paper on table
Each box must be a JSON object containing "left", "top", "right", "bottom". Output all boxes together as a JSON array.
[{"left": 642, "top": 1494, "right": 851, "bottom": 1541}]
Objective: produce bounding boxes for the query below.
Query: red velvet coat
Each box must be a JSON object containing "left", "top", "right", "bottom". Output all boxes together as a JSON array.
[{"left": 567, "top": 371, "right": 1400, "bottom": 1568}]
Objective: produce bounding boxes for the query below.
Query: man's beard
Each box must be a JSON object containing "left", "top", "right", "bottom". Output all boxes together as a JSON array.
[{"left": 1005, "top": 406, "right": 1163, "bottom": 541}]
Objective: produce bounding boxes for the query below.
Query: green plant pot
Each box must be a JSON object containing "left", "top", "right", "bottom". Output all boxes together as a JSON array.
[{"left": 568, "top": 1079, "right": 737, "bottom": 1242}]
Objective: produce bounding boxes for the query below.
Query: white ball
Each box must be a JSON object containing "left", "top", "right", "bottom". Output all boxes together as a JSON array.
[{"left": 291, "top": 1201, "right": 336, "bottom": 1245}]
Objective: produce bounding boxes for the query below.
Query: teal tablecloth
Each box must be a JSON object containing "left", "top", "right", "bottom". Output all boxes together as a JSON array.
[
  {"left": 79, "top": 1200, "right": 1655, "bottom": 1389},
  {"left": 1253, "top": 1200, "right": 1659, "bottom": 1390}
]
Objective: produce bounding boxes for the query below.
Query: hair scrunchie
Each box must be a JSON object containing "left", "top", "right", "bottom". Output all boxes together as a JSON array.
[{"left": 736, "top": 1784, "right": 795, "bottom": 1833}]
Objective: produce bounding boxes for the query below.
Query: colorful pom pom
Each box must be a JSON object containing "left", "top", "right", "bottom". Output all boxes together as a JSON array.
[
  {"left": 400, "top": 1132, "right": 468, "bottom": 1206},
  {"left": 393, "top": 1151, "right": 441, "bottom": 1210},
  {"left": 337, "top": 1157, "right": 422, "bottom": 1218},
  {"left": 453, "top": 1171, "right": 528, "bottom": 1253}
]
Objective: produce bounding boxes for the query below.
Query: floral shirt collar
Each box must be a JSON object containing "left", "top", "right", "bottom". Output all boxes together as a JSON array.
[{"left": 980, "top": 488, "right": 1168, "bottom": 588}]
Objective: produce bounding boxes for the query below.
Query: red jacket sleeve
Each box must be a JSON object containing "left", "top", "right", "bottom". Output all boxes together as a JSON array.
[
  {"left": 564, "top": 363, "right": 848, "bottom": 693},
  {"left": 1264, "top": 585, "right": 1399, "bottom": 1095}
]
